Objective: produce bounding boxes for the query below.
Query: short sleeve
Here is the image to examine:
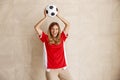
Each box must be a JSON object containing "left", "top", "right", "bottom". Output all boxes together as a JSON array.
[
  {"left": 39, "top": 32, "right": 47, "bottom": 42},
  {"left": 61, "top": 31, "right": 68, "bottom": 41}
]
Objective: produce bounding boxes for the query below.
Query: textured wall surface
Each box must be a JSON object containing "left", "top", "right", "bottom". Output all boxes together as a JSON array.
[{"left": 0, "top": 0, "right": 120, "bottom": 80}]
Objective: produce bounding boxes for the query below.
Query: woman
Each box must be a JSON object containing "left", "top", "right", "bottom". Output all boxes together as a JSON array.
[{"left": 34, "top": 10, "right": 72, "bottom": 80}]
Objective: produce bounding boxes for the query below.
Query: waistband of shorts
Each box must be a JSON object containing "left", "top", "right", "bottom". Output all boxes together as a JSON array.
[{"left": 46, "top": 66, "right": 67, "bottom": 72}]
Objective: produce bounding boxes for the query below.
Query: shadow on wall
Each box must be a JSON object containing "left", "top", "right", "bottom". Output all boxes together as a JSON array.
[
  {"left": 30, "top": 34, "right": 45, "bottom": 80},
  {"left": 29, "top": 22, "right": 48, "bottom": 80}
]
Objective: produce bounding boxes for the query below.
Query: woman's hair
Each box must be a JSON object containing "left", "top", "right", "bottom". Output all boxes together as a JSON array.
[{"left": 48, "top": 22, "right": 61, "bottom": 45}]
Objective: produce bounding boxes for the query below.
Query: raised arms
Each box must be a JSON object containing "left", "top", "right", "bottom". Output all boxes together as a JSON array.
[
  {"left": 34, "top": 10, "right": 47, "bottom": 36},
  {"left": 56, "top": 14, "right": 70, "bottom": 35}
]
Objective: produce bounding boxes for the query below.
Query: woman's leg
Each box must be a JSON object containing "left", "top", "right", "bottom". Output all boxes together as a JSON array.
[
  {"left": 58, "top": 69, "right": 73, "bottom": 80},
  {"left": 46, "top": 70, "right": 59, "bottom": 80}
]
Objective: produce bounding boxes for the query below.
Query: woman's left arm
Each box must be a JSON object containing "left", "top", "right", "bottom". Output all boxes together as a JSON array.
[{"left": 56, "top": 14, "right": 70, "bottom": 35}]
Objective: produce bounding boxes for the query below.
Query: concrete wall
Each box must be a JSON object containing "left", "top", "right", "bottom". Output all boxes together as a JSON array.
[{"left": 0, "top": 0, "right": 120, "bottom": 80}]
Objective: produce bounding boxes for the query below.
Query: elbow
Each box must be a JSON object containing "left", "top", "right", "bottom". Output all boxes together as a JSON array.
[
  {"left": 34, "top": 26, "right": 38, "bottom": 31},
  {"left": 65, "top": 22, "right": 70, "bottom": 27},
  {"left": 67, "top": 23, "right": 70, "bottom": 27},
  {"left": 34, "top": 25, "right": 38, "bottom": 30},
  {"left": 66, "top": 21, "right": 70, "bottom": 26}
]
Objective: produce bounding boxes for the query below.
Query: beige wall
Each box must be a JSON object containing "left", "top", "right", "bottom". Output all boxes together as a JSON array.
[{"left": 0, "top": 0, "right": 120, "bottom": 80}]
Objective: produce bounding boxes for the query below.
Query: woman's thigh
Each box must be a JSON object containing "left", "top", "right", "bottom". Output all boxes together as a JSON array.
[
  {"left": 46, "top": 70, "right": 59, "bottom": 80},
  {"left": 58, "top": 69, "right": 73, "bottom": 80}
]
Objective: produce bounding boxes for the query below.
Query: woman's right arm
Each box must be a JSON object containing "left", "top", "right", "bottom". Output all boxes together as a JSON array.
[{"left": 34, "top": 10, "right": 47, "bottom": 36}]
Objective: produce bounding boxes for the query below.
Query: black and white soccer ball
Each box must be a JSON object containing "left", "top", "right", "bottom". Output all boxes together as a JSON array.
[{"left": 45, "top": 5, "right": 58, "bottom": 17}]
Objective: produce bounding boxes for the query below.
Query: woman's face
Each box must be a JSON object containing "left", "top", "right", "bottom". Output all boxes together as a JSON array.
[{"left": 50, "top": 25, "right": 59, "bottom": 37}]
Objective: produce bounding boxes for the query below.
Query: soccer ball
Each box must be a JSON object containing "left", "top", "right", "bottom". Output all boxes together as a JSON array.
[{"left": 45, "top": 4, "right": 58, "bottom": 17}]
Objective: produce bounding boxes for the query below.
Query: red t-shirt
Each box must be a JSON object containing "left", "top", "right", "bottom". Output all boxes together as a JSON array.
[{"left": 39, "top": 31, "right": 68, "bottom": 69}]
